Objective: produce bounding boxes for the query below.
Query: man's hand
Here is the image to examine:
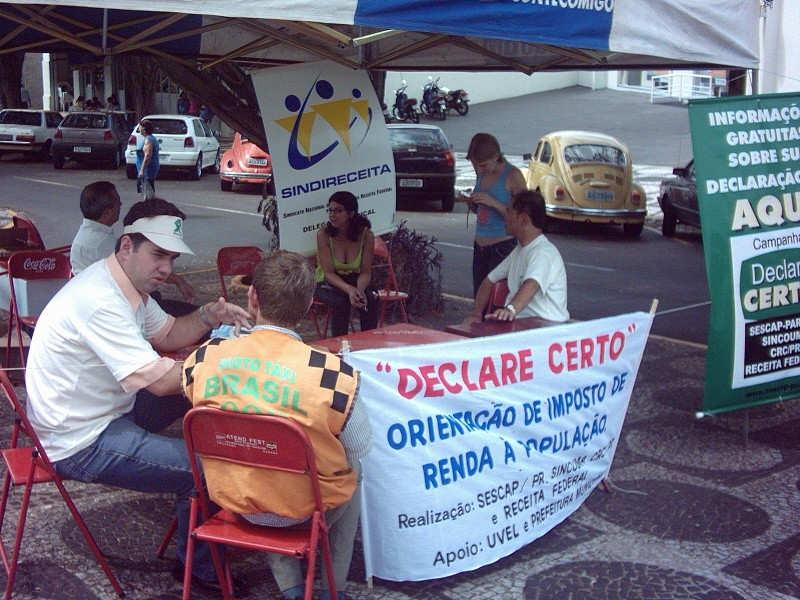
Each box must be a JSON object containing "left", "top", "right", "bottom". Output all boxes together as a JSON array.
[
  {"left": 486, "top": 307, "right": 516, "bottom": 322},
  {"left": 203, "top": 297, "right": 252, "bottom": 334}
]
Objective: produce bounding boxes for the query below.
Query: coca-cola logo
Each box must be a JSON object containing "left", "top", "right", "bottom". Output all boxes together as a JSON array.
[{"left": 23, "top": 257, "right": 57, "bottom": 272}]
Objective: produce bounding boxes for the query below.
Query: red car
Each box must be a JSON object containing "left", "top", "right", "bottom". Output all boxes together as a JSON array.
[{"left": 220, "top": 132, "right": 272, "bottom": 191}]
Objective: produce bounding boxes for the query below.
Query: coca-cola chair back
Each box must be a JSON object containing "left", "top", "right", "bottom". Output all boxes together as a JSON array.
[
  {"left": 7, "top": 250, "right": 71, "bottom": 317},
  {"left": 8, "top": 250, "right": 71, "bottom": 282}
]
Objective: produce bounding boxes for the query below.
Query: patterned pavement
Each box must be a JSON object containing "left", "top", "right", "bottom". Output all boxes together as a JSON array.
[{"left": 1, "top": 298, "right": 799, "bottom": 600}]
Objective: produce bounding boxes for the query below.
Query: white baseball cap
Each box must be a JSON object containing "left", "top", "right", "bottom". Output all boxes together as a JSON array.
[{"left": 122, "top": 215, "right": 194, "bottom": 255}]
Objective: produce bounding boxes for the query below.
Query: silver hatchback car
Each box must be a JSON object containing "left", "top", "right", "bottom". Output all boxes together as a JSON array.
[{"left": 52, "top": 111, "right": 132, "bottom": 169}]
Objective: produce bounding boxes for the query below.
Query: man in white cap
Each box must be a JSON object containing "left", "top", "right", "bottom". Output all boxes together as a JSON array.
[
  {"left": 25, "top": 197, "right": 251, "bottom": 592},
  {"left": 70, "top": 181, "right": 196, "bottom": 314}
]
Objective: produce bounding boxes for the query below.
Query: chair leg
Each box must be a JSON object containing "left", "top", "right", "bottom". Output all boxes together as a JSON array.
[
  {"left": 319, "top": 528, "right": 338, "bottom": 600},
  {"left": 182, "top": 499, "right": 199, "bottom": 600},
  {"left": 14, "top": 316, "right": 25, "bottom": 373},
  {"left": 0, "top": 472, "right": 13, "bottom": 574},
  {"left": 52, "top": 477, "right": 124, "bottom": 597},
  {"left": 156, "top": 517, "right": 177, "bottom": 559},
  {"left": 208, "top": 543, "right": 233, "bottom": 600},
  {"left": 4, "top": 478, "right": 35, "bottom": 600},
  {"left": 398, "top": 299, "right": 409, "bottom": 323},
  {"left": 378, "top": 300, "right": 388, "bottom": 328},
  {"left": 3, "top": 313, "right": 13, "bottom": 370},
  {"left": 303, "top": 549, "right": 316, "bottom": 600}
]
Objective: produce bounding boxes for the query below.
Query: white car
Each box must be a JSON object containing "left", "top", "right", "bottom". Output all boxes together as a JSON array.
[
  {"left": 0, "top": 109, "right": 63, "bottom": 159},
  {"left": 125, "top": 114, "right": 220, "bottom": 180}
]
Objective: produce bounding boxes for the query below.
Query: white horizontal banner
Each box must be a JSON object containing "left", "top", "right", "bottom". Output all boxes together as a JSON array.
[{"left": 347, "top": 312, "right": 653, "bottom": 581}]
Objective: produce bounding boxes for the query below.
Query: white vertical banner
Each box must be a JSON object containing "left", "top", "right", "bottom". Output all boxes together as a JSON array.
[
  {"left": 346, "top": 312, "right": 653, "bottom": 581},
  {"left": 251, "top": 60, "right": 396, "bottom": 254}
]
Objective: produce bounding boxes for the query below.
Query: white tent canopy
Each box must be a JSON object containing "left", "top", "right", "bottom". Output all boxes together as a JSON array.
[{"left": 0, "top": 1, "right": 760, "bottom": 73}]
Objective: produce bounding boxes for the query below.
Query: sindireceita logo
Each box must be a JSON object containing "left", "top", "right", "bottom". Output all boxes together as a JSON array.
[{"left": 274, "top": 76, "right": 373, "bottom": 170}]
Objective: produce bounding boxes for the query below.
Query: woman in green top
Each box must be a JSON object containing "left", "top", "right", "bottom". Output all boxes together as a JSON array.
[{"left": 315, "top": 190, "right": 379, "bottom": 337}]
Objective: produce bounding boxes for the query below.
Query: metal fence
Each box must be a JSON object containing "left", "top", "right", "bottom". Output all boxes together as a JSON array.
[{"left": 650, "top": 73, "right": 714, "bottom": 104}]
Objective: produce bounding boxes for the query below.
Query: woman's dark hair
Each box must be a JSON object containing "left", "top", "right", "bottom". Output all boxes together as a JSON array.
[
  {"left": 466, "top": 132, "right": 504, "bottom": 163},
  {"left": 324, "top": 190, "right": 371, "bottom": 241}
]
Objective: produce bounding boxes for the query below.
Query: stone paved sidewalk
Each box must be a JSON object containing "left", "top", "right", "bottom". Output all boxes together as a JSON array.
[{"left": 1, "top": 266, "right": 798, "bottom": 600}]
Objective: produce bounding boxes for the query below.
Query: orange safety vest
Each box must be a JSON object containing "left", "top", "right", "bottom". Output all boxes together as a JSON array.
[{"left": 182, "top": 328, "right": 359, "bottom": 518}]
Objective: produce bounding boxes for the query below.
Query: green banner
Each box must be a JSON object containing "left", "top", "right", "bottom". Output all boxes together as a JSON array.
[{"left": 688, "top": 92, "right": 800, "bottom": 414}]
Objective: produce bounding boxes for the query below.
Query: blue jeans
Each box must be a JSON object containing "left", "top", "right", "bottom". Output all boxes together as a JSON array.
[
  {"left": 472, "top": 238, "right": 516, "bottom": 297},
  {"left": 53, "top": 391, "right": 216, "bottom": 581},
  {"left": 266, "top": 478, "right": 361, "bottom": 597},
  {"left": 315, "top": 275, "right": 379, "bottom": 337}
]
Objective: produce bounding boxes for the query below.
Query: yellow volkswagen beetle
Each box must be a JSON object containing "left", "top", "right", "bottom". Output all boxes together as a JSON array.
[{"left": 523, "top": 131, "right": 646, "bottom": 237}]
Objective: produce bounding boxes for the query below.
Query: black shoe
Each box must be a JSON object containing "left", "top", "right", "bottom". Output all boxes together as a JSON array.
[{"left": 171, "top": 563, "right": 228, "bottom": 594}]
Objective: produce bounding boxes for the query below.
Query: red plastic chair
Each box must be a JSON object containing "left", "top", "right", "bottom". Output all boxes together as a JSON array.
[
  {"left": 0, "top": 217, "right": 70, "bottom": 277},
  {"left": 9, "top": 217, "right": 44, "bottom": 252},
  {"left": 0, "top": 370, "right": 124, "bottom": 599},
  {"left": 216, "top": 246, "right": 264, "bottom": 300},
  {"left": 372, "top": 236, "right": 409, "bottom": 327},
  {"left": 488, "top": 278, "right": 510, "bottom": 313},
  {"left": 304, "top": 256, "right": 331, "bottom": 339},
  {"left": 182, "top": 407, "right": 337, "bottom": 600},
  {"left": 4, "top": 250, "right": 72, "bottom": 369}
]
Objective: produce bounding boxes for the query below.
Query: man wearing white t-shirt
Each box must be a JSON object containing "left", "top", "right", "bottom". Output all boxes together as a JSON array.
[
  {"left": 26, "top": 198, "right": 251, "bottom": 591},
  {"left": 464, "top": 189, "right": 569, "bottom": 324}
]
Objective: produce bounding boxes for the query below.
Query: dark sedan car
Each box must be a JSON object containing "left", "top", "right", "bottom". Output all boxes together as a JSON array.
[
  {"left": 387, "top": 124, "right": 456, "bottom": 212},
  {"left": 659, "top": 159, "right": 699, "bottom": 236}
]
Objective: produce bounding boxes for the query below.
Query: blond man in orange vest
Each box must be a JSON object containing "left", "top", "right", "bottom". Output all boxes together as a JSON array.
[{"left": 182, "top": 250, "right": 372, "bottom": 600}]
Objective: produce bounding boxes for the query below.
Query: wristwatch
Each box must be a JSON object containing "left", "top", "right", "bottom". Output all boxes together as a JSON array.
[{"left": 505, "top": 303, "right": 517, "bottom": 317}]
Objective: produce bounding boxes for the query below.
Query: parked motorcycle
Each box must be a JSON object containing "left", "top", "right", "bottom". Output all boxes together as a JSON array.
[
  {"left": 442, "top": 86, "right": 469, "bottom": 116},
  {"left": 420, "top": 77, "right": 447, "bottom": 121},
  {"left": 391, "top": 82, "right": 420, "bottom": 123}
]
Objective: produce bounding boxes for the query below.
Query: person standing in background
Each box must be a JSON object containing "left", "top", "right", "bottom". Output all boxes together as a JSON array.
[
  {"left": 460, "top": 133, "right": 527, "bottom": 296},
  {"left": 188, "top": 96, "right": 200, "bottom": 116},
  {"left": 176, "top": 92, "right": 189, "bottom": 115},
  {"left": 19, "top": 85, "right": 31, "bottom": 108},
  {"left": 71, "top": 95, "right": 86, "bottom": 112},
  {"left": 136, "top": 120, "right": 160, "bottom": 200},
  {"left": 62, "top": 87, "right": 73, "bottom": 112}
]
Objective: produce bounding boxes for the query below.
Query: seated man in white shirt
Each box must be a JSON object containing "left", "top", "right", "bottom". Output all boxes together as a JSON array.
[
  {"left": 26, "top": 198, "right": 252, "bottom": 591},
  {"left": 70, "top": 181, "right": 196, "bottom": 312},
  {"left": 464, "top": 189, "right": 569, "bottom": 324},
  {"left": 70, "top": 181, "right": 121, "bottom": 274}
]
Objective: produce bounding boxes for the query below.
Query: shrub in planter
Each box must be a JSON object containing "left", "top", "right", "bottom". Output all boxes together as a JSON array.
[{"left": 379, "top": 220, "right": 443, "bottom": 316}]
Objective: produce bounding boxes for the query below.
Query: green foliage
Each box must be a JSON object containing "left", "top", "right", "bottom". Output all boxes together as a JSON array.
[{"left": 381, "top": 220, "right": 444, "bottom": 315}]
